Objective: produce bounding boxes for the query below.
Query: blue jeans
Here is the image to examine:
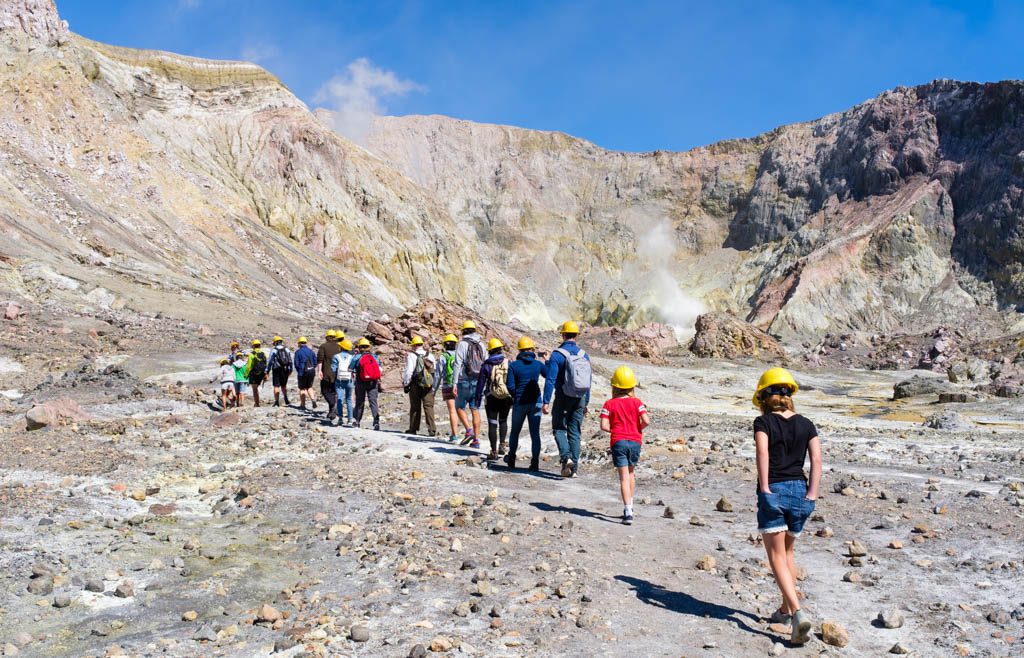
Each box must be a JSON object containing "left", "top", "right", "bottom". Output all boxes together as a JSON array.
[
  {"left": 335, "top": 379, "right": 354, "bottom": 421},
  {"left": 551, "top": 394, "right": 586, "bottom": 467},
  {"left": 509, "top": 402, "right": 542, "bottom": 460}
]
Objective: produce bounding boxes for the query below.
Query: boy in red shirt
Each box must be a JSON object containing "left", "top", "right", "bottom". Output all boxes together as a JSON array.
[{"left": 600, "top": 366, "right": 650, "bottom": 525}]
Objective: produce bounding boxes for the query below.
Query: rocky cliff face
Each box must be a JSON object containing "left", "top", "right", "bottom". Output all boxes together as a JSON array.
[
  {"left": 1, "top": 1, "right": 1021, "bottom": 343},
  {"left": 0, "top": 2, "right": 513, "bottom": 331},
  {"left": 367, "top": 82, "right": 1024, "bottom": 340}
]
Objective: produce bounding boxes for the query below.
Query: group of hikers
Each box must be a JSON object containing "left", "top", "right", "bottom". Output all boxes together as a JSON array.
[{"left": 215, "top": 321, "right": 822, "bottom": 646}]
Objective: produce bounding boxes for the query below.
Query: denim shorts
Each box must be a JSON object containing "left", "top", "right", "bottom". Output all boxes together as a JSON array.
[
  {"left": 455, "top": 379, "right": 479, "bottom": 410},
  {"left": 756, "top": 478, "right": 816, "bottom": 537},
  {"left": 611, "top": 440, "right": 641, "bottom": 468}
]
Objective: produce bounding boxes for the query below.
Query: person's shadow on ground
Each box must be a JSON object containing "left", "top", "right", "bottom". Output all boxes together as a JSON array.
[
  {"left": 530, "top": 502, "right": 621, "bottom": 524},
  {"left": 614, "top": 575, "right": 777, "bottom": 642}
]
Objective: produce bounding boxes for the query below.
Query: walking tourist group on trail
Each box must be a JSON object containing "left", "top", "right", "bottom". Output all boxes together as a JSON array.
[{"left": 212, "top": 320, "right": 823, "bottom": 646}]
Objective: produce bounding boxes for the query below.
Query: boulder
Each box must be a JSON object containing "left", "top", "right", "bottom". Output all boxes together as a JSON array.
[
  {"left": 25, "top": 399, "right": 92, "bottom": 430},
  {"left": 688, "top": 313, "right": 786, "bottom": 360},
  {"left": 892, "top": 375, "right": 953, "bottom": 400}
]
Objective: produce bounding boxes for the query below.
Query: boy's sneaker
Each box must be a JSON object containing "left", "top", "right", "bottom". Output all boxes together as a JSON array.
[
  {"left": 448, "top": 434, "right": 458, "bottom": 443},
  {"left": 622, "top": 512, "right": 634, "bottom": 525},
  {"left": 471, "top": 439, "right": 480, "bottom": 450},
  {"left": 790, "top": 609, "right": 811, "bottom": 645}
]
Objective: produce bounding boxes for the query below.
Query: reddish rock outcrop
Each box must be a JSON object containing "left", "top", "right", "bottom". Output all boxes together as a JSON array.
[{"left": 688, "top": 313, "right": 787, "bottom": 360}]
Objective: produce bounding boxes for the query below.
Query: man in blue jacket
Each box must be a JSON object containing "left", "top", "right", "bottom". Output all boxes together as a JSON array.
[
  {"left": 542, "top": 321, "right": 592, "bottom": 477},
  {"left": 505, "top": 336, "right": 545, "bottom": 472},
  {"left": 293, "top": 336, "right": 318, "bottom": 410}
]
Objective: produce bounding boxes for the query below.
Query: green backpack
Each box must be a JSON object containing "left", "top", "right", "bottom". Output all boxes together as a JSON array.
[{"left": 414, "top": 355, "right": 434, "bottom": 388}]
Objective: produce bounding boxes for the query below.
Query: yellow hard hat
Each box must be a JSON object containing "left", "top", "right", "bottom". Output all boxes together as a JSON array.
[
  {"left": 273, "top": 335, "right": 283, "bottom": 343},
  {"left": 487, "top": 338, "right": 504, "bottom": 351},
  {"left": 443, "top": 333, "right": 458, "bottom": 343},
  {"left": 559, "top": 320, "right": 580, "bottom": 335},
  {"left": 517, "top": 336, "right": 535, "bottom": 350},
  {"left": 230, "top": 341, "right": 239, "bottom": 349},
  {"left": 219, "top": 357, "right": 228, "bottom": 365},
  {"left": 357, "top": 337, "right": 371, "bottom": 348},
  {"left": 339, "top": 339, "right": 353, "bottom": 351},
  {"left": 251, "top": 339, "right": 261, "bottom": 347},
  {"left": 462, "top": 320, "right": 477, "bottom": 331},
  {"left": 325, "top": 329, "right": 337, "bottom": 339},
  {"left": 611, "top": 365, "right": 638, "bottom": 390},
  {"left": 297, "top": 336, "right": 308, "bottom": 344},
  {"left": 411, "top": 335, "right": 424, "bottom": 346},
  {"left": 753, "top": 367, "right": 799, "bottom": 408},
  {"left": 335, "top": 330, "right": 345, "bottom": 339}
]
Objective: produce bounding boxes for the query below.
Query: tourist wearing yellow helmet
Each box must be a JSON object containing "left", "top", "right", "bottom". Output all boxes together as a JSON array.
[
  {"left": 505, "top": 336, "right": 545, "bottom": 471},
  {"left": 475, "top": 336, "right": 511, "bottom": 461},
  {"left": 268, "top": 335, "right": 294, "bottom": 407},
  {"left": 351, "top": 338, "right": 382, "bottom": 430},
  {"left": 543, "top": 320, "right": 592, "bottom": 478},
  {"left": 317, "top": 328, "right": 343, "bottom": 424},
  {"left": 245, "top": 340, "right": 269, "bottom": 407},
  {"left": 331, "top": 335, "right": 357, "bottom": 426},
  {"left": 402, "top": 334, "right": 438, "bottom": 437},
  {"left": 452, "top": 320, "right": 486, "bottom": 448},
  {"left": 601, "top": 365, "right": 650, "bottom": 525},
  {"left": 293, "top": 336, "right": 318, "bottom": 410},
  {"left": 751, "top": 367, "right": 821, "bottom": 646},
  {"left": 439, "top": 333, "right": 462, "bottom": 442}
]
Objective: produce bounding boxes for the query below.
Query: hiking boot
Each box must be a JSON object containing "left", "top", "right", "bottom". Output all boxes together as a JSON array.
[
  {"left": 622, "top": 512, "right": 634, "bottom": 525},
  {"left": 299, "top": 403, "right": 306, "bottom": 411},
  {"left": 498, "top": 441, "right": 506, "bottom": 455},
  {"left": 486, "top": 451, "right": 498, "bottom": 461},
  {"left": 403, "top": 428, "right": 416, "bottom": 435},
  {"left": 373, "top": 423, "right": 380, "bottom": 431},
  {"left": 471, "top": 439, "right": 480, "bottom": 449},
  {"left": 790, "top": 610, "right": 811, "bottom": 645},
  {"left": 768, "top": 609, "right": 792, "bottom": 626},
  {"left": 311, "top": 400, "right": 317, "bottom": 409},
  {"left": 528, "top": 457, "right": 539, "bottom": 472},
  {"left": 504, "top": 454, "right": 516, "bottom": 470},
  {"left": 272, "top": 401, "right": 280, "bottom": 408},
  {"left": 560, "top": 462, "right": 573, "bottom": 478}
]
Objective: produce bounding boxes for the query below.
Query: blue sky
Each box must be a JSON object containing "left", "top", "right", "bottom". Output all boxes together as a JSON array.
[{"left": 58, "top": 1, "right": 1024, "bottom": 152}]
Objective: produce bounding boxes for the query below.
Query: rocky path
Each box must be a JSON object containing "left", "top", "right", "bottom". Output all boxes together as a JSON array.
[{"left": 1, "top": 356, "right": 1022, "bottom": 657}]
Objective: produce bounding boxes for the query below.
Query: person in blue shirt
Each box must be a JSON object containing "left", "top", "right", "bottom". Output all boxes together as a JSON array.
[
  {"left": 505, "top": 336, "right": 546, "bottom": 472},
  {"left": 293, "top": 336, "right": 318, "bottom": 410},
  {"left": 542, "top": 321, "right": 591, "bottom": 478}
]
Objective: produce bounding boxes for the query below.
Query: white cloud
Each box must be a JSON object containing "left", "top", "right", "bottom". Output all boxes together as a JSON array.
[
  {"left": 241, "top": 42, "right": 279, "bottom": 64},
  {"left": 314, "top": 58, "right": 424, "bottom": 146}
]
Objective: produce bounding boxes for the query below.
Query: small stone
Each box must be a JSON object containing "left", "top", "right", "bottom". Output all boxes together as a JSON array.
[
  {"left": 192, "top": 626, "right": 217, "bottom": 642},
  {"left": 209, "top": 463, "right": 226, "bottom": 473},
  {"left": 257, "top": 604, "right": 282, "bottom": 623},
  {"left": 450, "top": 538, "right": 463, "bottom": 552},
  {"left": 888, "top": 540, "right": 903, "bottom": 550},
  {"left": 453, "top": 602, "right": 471, "bottom": 617},
  {"left": 842, "top": 571, "right": 862, "bottom": 583},
  {"left": 114, "top": 582, "right": 134, "bottom": 598},
  {"left": 715, "top": 496, "right": 733, "bottom": 513},
  {"left": 182, "top": 610, "right": 198, "bottom": 622},
  {"left": 696, "top": 555, "right": 716, "bottom": 571},
  {"left": 821, "top": 621, "right": 849, "bottom": 647},
  {"left": 84, "top": 579, "right": 104, "bottom": 592},
  {"left": 408, "top": 644, "right": 428, "bottom": 658},
  {"left": 890, "top": 642, "right": 911, "bottom": 654},
  {"left": 27, "top": 577, "right": 53, "bottom": 595},
  {"left": 448, "top": 494, "right": 464, "bottom": 508},
  {"left": 53, "top": 594, "right": 71, "bottom": 608},
  {"left": 475, "top": 581, "right": 493, "bottom": 596},
  {"left": 129, "top": 490, "right": 146, "bottom": 502},
  {"left": 816, "top": 526, "right": 834, "bottom": 538},
  {"left": 274, "top": 637, "right": 298, "bottom": 653},
  {"left": 848, "top": 539, "right": 868, "bottom": 557},
  {"left": 430, "top": 635, "right": 453, "bottom": 652},
  {"left": 769, "top": 642, "right": 785, "bottom": 656},
  {"left": 349, "top": 625, "right": 370, "bottom": 642},
  {"left": 689, "top": 515, "right": 705, "bottom": 526},
  {"left": 663, "top": 506, "right": 675, "bottom": 519},
  {"left": 877, "top": 608, "right": 904, "bottom": 629}
]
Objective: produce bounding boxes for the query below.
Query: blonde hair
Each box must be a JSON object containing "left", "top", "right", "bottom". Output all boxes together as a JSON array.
[
  {"left": 759, "top": 393, "right": 795, "bottom": 414},
  {"left": 612, "top": 386, "right": 634, "bottom": 398}
]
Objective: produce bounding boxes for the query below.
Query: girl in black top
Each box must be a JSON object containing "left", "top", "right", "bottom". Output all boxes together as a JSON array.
[{"left": 752, "top": 368, "right": 822, "bottom": 646}]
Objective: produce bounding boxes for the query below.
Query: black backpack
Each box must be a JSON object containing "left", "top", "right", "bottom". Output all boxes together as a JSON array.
[{"left": 250, "top": 351, "right": 268, "bottom": 378}]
